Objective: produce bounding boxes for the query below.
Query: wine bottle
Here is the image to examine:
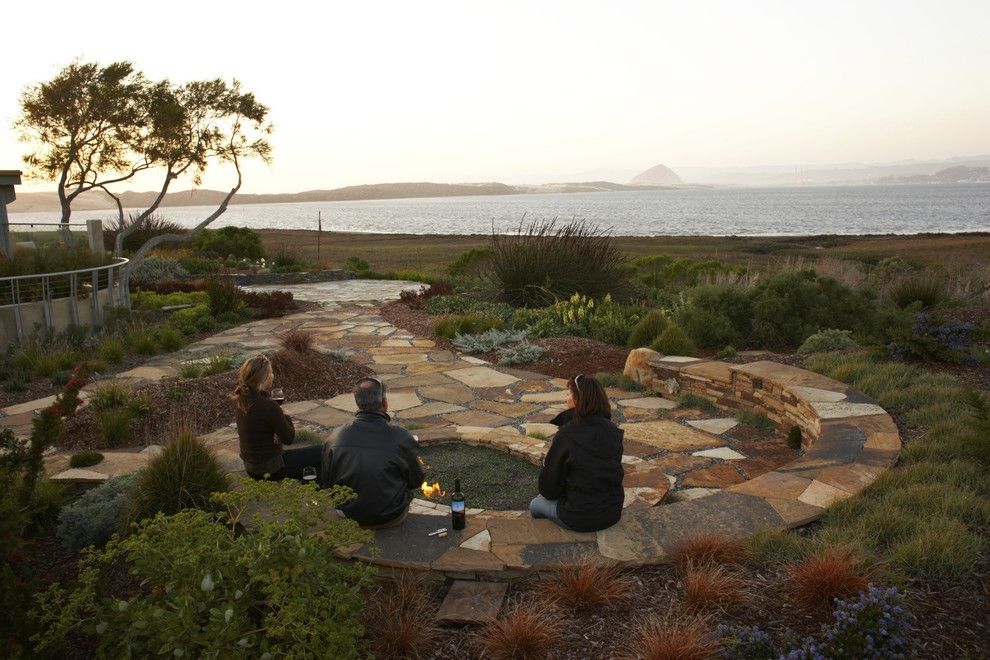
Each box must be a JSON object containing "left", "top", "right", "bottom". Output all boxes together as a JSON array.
[{"left": 451, "top": 478, "right": 466, "bottom": 530}]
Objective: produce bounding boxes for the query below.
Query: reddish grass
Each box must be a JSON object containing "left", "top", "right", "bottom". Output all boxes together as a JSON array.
[
  {"left": 682, "top": 563, "right": 749, "bottom": 612},
  {"left": 477, "top": 600, "right": 564, "bottom": 660},
  {"left": 672, "top": 534, "right": 747, "bottom": 567},
  {"left": 278, "top": 329, "right": 314, "bottom": 353},
  {"left": 624, "top": 613, "right": 717, "bottom": 660},
  {"left": 546, "top": 561, "right": 635, "bottom": 611},
  {"left": 363, "top": 574, "right": 439, "bottom": 659},
  {"left": 787, "top": 548, "right": 868, "bottom": 610}
]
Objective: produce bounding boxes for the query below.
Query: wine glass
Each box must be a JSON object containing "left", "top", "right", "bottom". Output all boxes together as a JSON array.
[
  {"left": 271, "top": 388, "right": 285, "bottom": 404},
  {"left": 302, "top": 466, "right": 317, "bottom": 485}
]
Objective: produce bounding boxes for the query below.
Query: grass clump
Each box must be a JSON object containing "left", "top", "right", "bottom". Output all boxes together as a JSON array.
[
  {"left": 364, "top": 574, "right": 440, "bottom": 660},
  {"left": 477, "top": 600, "right": 564, "bottom": 660},
  {"left": 594, "top": 371, "right": 644, "bottom": 392},
  {"left": 97, "top": 337, "right": 126, "bottom": 364},
  {"left": 715, "top": 345, "right": 737, "bottom": 359},
  {"left": 434, "top": 313, "right": 503, "bottom": 339},
  {"left": 649, "top": 323, "right": 697, "bottom": 356},
  {"left": 294, "top": 429, "right": 325, "bottom": 445},
  {"left": 677, "top": 391, "right": 718, "bottom": 414},
  {"left": 624, "top": 613, "right": 716, "bottom": 660},
  {"left": 97, "top": 409, "right": 135, "bottom": 448},
  {"left": 498, "top": 341, "right": 547, "bottom": 365},
  {"left": 888, "top": 275, "right": 946, "bottom": 309},
  {"left": 453, "top": 328, "right": 527, "bottom": 353},
  {"left": 787, "top": 549, "right": 868, "bottom": 611},
  {"left": 129, "top": 430, "right": 229, "bottom": 522},
  {"left": 735, "top": 409, "right": 774, "bottom": 432},
  {"left": 744, "top": 528, "right": 806, "bottom": 567},
  {"left": 886, "top": 516, "right": 983, "bottom": 581},
  {"left": 546, "top": 562, "right": 634, "bottom": 611},
  {"left": 278, "top": 329, "right": 314, "bottom": 353},
  {"left": 682, "top": 563, "right": 749, "bottom": 612},
  {"left": 69, "top": 450, "right": 104, "bottom": 469},
  {"left": 672, "top": 533, "right": 747, "bottom": 567},
  {"left": 796, "top": 328, "right": 860, "bottom": 354},
  {"left": 627, "top": 309, "right": 668, "bottom": 348}
]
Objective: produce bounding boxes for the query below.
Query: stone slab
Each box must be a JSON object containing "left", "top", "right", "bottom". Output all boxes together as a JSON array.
[
  {"left": 294, "top": 406, "right": 355, "bottom": 428},
  {"left": 692, "top": 446, "right": 746, "bottom": 460},
  {"left": 681, "top": 464, "right": 746, "bottom": 488},
  {"left": 353, "top": 514, "right": 457, "bottom": 568},
  {"left": 396, "top": 402, "right": 465, "bottom": 419},
  {"left": 460, "top": 529, "right": 492, "bottom": 552},
  {"left": 444, "top": 410, "right": 513, "bottom": 428},
  {"left": 473, "top": 400, "right": 543, "bottom": 418},
  {"left": 681, "top": 360, "right": 734, "bottom": 384},
  {"left": 436, "top": 580, "right": 508, "bottom": 624},
  {"left": 487, "top": 518, "right": 596, "bottom": 545},
  {"left": 520, "top": 390, "right": 570, "bottom": 403},
  {"left": 419, "top": 384, "right": 476, "bottom": 405},
  {"left": 618, "top": 397, "right": 677, "bottom": 411},
  {"left": 686, "top": 418, "right": 738, "bottom": 435},
  {"left": 798, "top": 479, "right": 851, "bottom": 508},
  {"left": 620, "top": 421, "right": 723, "bottom": 452},
  {"left": 445, "top": 367, "right": 520, "bottom": 388},
  {"left": 432, "top": 548, "right": 505, "bottom": 574},
  {"left": 811, "top": 401, "right": 888, "bottom": 419},
  {"left": 729, "top": 470, "right": 813, "bottom": 500},
  {"left": 789, "top": 386, "right": 847, "bottom": 403}
]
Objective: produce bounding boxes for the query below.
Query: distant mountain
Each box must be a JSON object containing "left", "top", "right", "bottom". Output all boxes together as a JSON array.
[
  {"left": 878, "top": 166, "right": 990, "bottom": 184},
  {"left": 630, "top": 164, "right": 683, "bottom": 186}
]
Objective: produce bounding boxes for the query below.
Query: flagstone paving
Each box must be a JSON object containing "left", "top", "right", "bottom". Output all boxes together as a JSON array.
[{"left": 1, "top": 280, "right": 901, "bottom": 578}]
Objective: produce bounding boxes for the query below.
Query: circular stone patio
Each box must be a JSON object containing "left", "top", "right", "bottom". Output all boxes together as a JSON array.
[{"left": 16, "top": 280, "right": 901, "bottom": 579}]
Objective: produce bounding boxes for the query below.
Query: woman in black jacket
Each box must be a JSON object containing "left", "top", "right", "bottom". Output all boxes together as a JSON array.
[
  {"left": 230, "top": 355, "right": 322, "bottom": 481},
  {"left": 529, "top": 374, "right": 625, "bottom": 532}
]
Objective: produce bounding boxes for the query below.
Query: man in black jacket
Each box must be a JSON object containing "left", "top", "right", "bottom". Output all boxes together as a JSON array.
[{"left": 324, "top": 377, "right": 425, "bottom": 527}]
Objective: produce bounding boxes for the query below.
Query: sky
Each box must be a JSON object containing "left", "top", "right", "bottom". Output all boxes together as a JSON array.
[{"left": 2, "top": 0, "right": 989, "bottom": 194}]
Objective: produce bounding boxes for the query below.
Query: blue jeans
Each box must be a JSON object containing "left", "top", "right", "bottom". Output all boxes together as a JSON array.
[{"left": 529, "top": 495, "right": 570, "bottom": 529}]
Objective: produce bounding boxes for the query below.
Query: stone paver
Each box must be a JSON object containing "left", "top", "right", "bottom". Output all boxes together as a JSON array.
[
  {"left": 445, "top": 366, "right": 520, "bottom": 389},
  {"left": 436, "top": 581, "right": 508, "bottom": 624}
]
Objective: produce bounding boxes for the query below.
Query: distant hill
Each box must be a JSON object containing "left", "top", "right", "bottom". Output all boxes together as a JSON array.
[
  {"left": 630, "top": 164, "right": 683, "bottom": 186},
  {"left": 878, "top": 166, "right": 990, "bottom": 184},
  {"left": 9, "top": 180, "right": 667, "bottom": 214}
]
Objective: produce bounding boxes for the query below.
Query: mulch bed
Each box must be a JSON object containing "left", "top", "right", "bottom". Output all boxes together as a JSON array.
[{"left": 60, "top": 348, "right": 372, "bottom": 451}]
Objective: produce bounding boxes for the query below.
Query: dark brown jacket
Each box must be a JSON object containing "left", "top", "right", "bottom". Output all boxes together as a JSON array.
[{"left": 235, "top": 391, "right": 295, "bottom": 474}]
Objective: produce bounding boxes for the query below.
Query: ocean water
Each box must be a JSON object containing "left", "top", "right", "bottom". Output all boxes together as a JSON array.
[{"left": 10, "top": 183, "right": 990, "bottom": 236}]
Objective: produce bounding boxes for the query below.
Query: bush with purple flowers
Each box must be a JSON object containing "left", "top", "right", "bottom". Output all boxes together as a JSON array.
[
  {"left": 717, "top": 623, "right": 779, "bottom": 659},
  {"left": 887, "top": 312, "right": 976, "bottom": 363}
]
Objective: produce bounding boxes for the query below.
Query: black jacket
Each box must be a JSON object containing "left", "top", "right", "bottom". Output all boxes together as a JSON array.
[
  {"left": 236, "top": 391, "right": 295, "bottom": 475},
  {"left": 539, "top": 413, "right": 624, "bottom": 532},
  {"left": 326, "top": 410, "right": 425, "bottom": 526}
]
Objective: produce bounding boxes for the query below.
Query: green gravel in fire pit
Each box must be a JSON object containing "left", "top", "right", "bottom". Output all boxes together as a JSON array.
[{"left": 419, "top": 443, "right": 540, "bottom": 510}]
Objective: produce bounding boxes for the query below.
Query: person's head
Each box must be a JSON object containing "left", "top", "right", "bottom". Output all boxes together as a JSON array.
[
  {"left": 230, "top": 355, "right": 274, "bottom": 412},
  {"left": 566, "top": 374, "right": 611, "bottom": 422},
  {"left": 354, "top": 377, "right": 388, "bottom": 413}
]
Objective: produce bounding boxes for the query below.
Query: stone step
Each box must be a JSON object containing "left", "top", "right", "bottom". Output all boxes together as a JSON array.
[{"left": 436, "top": 580, "right": 508, "bottom": 625}]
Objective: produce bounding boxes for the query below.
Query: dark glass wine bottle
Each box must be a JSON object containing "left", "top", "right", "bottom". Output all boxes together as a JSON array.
[{"left": 451, "top": 478, "right": 465, "bottom": 530}]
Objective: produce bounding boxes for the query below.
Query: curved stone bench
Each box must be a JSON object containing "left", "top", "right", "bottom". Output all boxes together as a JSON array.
[{"left": 338, "top": 354, "right": 900, "bottom": 579}]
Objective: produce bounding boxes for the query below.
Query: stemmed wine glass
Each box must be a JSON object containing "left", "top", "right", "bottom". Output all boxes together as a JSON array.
[
  {"left": 302, "top": 466, "right": 317, "bottom": 485},
  {"left": 271, "top": 388, "right": 285, "bottom": 404}
]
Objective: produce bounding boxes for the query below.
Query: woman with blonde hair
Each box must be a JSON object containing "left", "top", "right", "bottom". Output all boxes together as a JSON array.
[{"left": 231, "top": 354, "right": 322, "bottom": 480}]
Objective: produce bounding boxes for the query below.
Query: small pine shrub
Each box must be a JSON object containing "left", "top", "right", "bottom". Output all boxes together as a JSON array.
[
  {"left": 787, "top": 548, "right": 868, "bottom": 610},
  {"left": 97, "top": 408, "right": 134, "bottom": 447},
  {"left": 69, "top": 450, "right": 104, "bottom": 469},
  {"left": 56, "top": 472, "right": 141, "bottom": 552},
  {"left": 797, "top": 328, "right": 860, "bottom": 355},
  {"left": 364, "top": 574, "right": 440, "bottom": 660},
  {"left": 715, "top": 345, "right": 737, "bottom": 359},
  {"left": 683, "top": 563, "right": 748, "bottom": 611},
  {"left": 672, "top": 533, "right": 747, "bottom": 567},
  {"left": 627, "top": 309, "right": 668, "bottom": 347},
  {"left": 453, "top": 328, "right": 527, "bottom": 353},
  {"left": 129, "top": 430, "right": 229, "bottom": 522},
  {"left": 278, "top": 329, "right": 314, "bottom": 353},
  {"left": 626, "top": 613, "right": 717, "bottom": 660},
  {"left": 649, "top": 323, "right": 697, "bottom": 356},
  {"left": 787, "top": 425, "right": 803, "bottom": 451},
  {"left": 498, "top": 341, "right": 548, "bottom": 365},
  {"left": 546, "top": 562, "right": 634, "bottom": 611},
  {"left": 477, "top": 600, "right": 564, "bottom": 660},
  {"left": 433, "top": 313, "right": 503, "bottom": 339}
]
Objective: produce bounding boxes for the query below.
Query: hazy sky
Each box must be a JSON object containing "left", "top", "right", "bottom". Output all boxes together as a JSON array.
[{"left": 2, "top": 0, "right": 989, "bottom": 194}]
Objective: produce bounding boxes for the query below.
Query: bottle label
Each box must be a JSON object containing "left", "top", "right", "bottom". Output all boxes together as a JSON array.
[{"left": 451, "top": 500, "right": 465, "bottom": 513}]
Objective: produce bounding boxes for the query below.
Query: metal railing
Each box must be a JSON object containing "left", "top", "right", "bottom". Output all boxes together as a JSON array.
[{"left": 0, "top": 257, "right": 130, "bottom": 341}]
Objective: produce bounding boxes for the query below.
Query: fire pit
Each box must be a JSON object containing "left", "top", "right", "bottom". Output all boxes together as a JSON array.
[{"left": 418, "top": 442, "right": 539, "bottom": 510}]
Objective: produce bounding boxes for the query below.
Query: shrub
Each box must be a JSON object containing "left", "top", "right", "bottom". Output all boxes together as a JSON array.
[
  {"left": 69, "top": 450, "right": 104, "bottom": 468},
  {"left": 744, "top": 528, "right": 806, "bottom": 567},
  {"left": 797, "top": 328, "right": 860, "bottom": 354},
  {"left": 888, "top": 275, "right": 946, "bottom": 309},
  {"left": 127, "top": 256, "right": 190, "bottom": 286},
  {"left": 169, "top": 303, "right": 213, "bottom": 335},
  {"left": 131, "top": 289, "right": 209, "bottom": 310},
  {"left": 715, "top": 345, "right": 737, "bottom": 359},
  {"left": 589, "top": 303, "right": 642, "bottom": 345},
  {"left": 488, "top": 219, "right": 628, "bottom": 307},
  {"left": 811, "top": 584, "right": 915, "bottom": 659},
  {"left": 674, "top": 285, "right": 752, "bottom": 348},
  {"left": 97, "top": 408, "right": 134, "bottom": 447},
  {"left": 343, "top": 255, "right": 369, "bottom": 272},
  {"left": 279, "top": 329, "right": 315, "bottom": 353},
  {"left": 129, "top": 430, "right": 229, "bottom": 522},
  {"left": 295, "top": 429, "right": 325, "bottom": 445},
  {"left": 88, "top": 382, "right": 138, "bottom": 413},
  {"left": 447, "top": 247, "right": 491, "bottom": 276},
  {"left": 787, "top": 425, "right": 803, "bottom": 451},
  {"left": 97, "top": 337, "right": 125, "bottom": 363},
  {"left": 205, "top": 277, "right": 244, "bottom": 316},
  {"left": 56, "top": 472, "right": 141, "bottom": 552},
  {"left": 886, "top": 516, "right": 983, "bottom": 581},
  {"left": 546, "top": 562, "right": 634, "bottom": 611},
  {"left": 28, "top": 478, "right": 71, "bottom": 534},
  {"left": 240, "top": 289, "right": 295, "bottom": 318},
  {"left": 717, "top": 624, "right": 779, "bottom": 660},
  {"left": 498, "top": 341, "right": 548, "bottom": 365},
  {"left": 886, "top": 312, "right": 976, "bottom": 363},
  {"left": 735, "top": 409, "right": 774, "bottom": 432},
  {"left": 125, "top": 327, "right": 157, "bottom": 355},
  {"left": 269, "top": 247, "right": 310, "bottom": 273},
  {"left": 434, "top": 313, "right": 503, "bottom": 339},
  {"left": 683, "top": 563, "right": 748, "bottom": 611},
  {"left": 424, "top": 294, "right": 513, "bottom": 319},
  {"left": 672, "top": 533, "right": 746, "bottom": 567},
  {"left": 649, "top": 323, "right": 697, "bottom": 356},
  {"left": 104, "top": 212, "right": 186, "bottom": 254},
  {"left": 453, "top": 328, "right": 527, "bottom": 353},
  {"left": 190, "top": 225, "right": 264, "bottom": 260},
  {"left": 787, "top": 548, "right": 868, "bottom": 610},
  {"left": 627, "top": 309, "right": 668, "bottom": 347},
  {"left": 477, "top": 599, "right": 564, "bottom": 660},
  {"left": 364, "top": 574, "right": 439, "bottom": 659},
  {"left": 595, "top": 372, "right": 644, "bottom": 392},
  {"left": 34, "top": 478, "right": 373, "bottom": 658},
  {"left": 625, "top": 613, "right": 716, "bottom": 660},
  {"left": 153, "top": 325, "right": 185, "bottom": 352},
  {"left": 677, "top": 391, "right": 718, "bottom": 414}
]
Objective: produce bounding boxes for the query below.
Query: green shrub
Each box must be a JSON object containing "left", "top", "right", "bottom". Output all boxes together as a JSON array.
[
  {"left": 787, "top": 426, "right": 802, "bottom": 451},
  {"left": 735, "top": 409, "right": 774, "bottom": 432},
  {"left": 129, "top": 256, "right": 190, "bottom": 286},
  {"left": 677, "top": 391, "right": 718, "bottom": 414},
  {"left": 202, "top": 353, "right": 234, "bottom": 376},
  {"left": 190, "top": 226, "right": 264, "bottom": 260},
  {"left": 131, "top": 289, "right": 208, "bottom": 310},
  {"left": 205, "top": 277, "right": 244, "bottom": 317},
  {"left": 27, "top": 478, "right": 70, "bottom": 534},
  {"left": 129, "top": 430, "right": 229, "bottom": 522},
  {"left": 744, "top": 528, "right": 805, "bottom": 566},
  {"left": 888, "top": 276, "right": 946, "bottom": 309},
  {"left": 69, "top": 450, "right": 104, "bottom": 468},
  {"left": 125, "top": 328, "right": 157, "bottom": 355},
  {"left": 674, "top": 285, "right": 752, "bottom": 348},
  {"left": 715, "top": 345, "right": 737, "bottom": 359},
  {"left": 887, "top": 517, "right": 983, "bottom": 582},
  {"left": 104, "top": 213, "right": 187, "bottom": 253},
  {"left": 50, "top": 369, "right": 72, "bottom": 387},
  {"left": 594, "top": 372, "right": 644, "bottom": 392},
  {"left": 797, "top": 328, "right": 860, "bottom": 355},
  {"left": 434, "top": 313, "right": 503, "bottom": 339},
  {"left": 88, "top": 382, "right": 134, "bottom": 412},
  {"left": 153, "top": 325, "right": 185, "bottom": 352},
  {"left": 97, "top": 337, "right": 126, "bottom": 363},
  {"left": 488, "top": 219, "right": 628, "bottom": 306},
  {"left": 649, "top": 323, "right": 697, "bottom": 356},
  {"left": 270, "top": 247, "right": 311, "bottom": 273},
  {"left": 34, "top": 479, "right": 373, "bottom": 658},
  {"left": 343, "top": 255, "right": 370, "bottom": 272},
  {"left": 446, "top": 247, "right": 490, "bottom": 276},
  {"left": 295, "top": 429, "right": 325, "bottom": 445},
  {"left": 425, "top": 295, "right": 514, "bottom": 319},
  {"left": 589, "top": 304, "right": 642, "bottom": 345},
  {"left": 97, "top": 408, "right": 134, "bottom": 447},
  {"left": 498, "top": 341, "right": 548, "bottom": 365},
  {"left": 453, "top": 328, "right": 527, "bottom": 353},
  {"left": 627, "top": 309, "right": 668, "bottom": 347},
  {"left": 170, "top": 304, "right": 213, "bottom": 335},
  {"left": 56, "top": 472, "right": 141, "bottom": 552}
]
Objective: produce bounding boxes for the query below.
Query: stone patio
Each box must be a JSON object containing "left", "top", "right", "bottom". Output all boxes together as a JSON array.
[{"left": 2, "top": 280, "right": 901, "bottom": 578}]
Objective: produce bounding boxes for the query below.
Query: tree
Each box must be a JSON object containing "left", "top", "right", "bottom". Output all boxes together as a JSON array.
[{"left": 16, "top": 60, "right": 149, "bottom": 225}]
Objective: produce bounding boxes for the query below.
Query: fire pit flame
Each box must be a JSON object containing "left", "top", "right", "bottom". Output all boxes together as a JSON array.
[{"left": 420, "top": 481, "right": 445, "bottom": 498}]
